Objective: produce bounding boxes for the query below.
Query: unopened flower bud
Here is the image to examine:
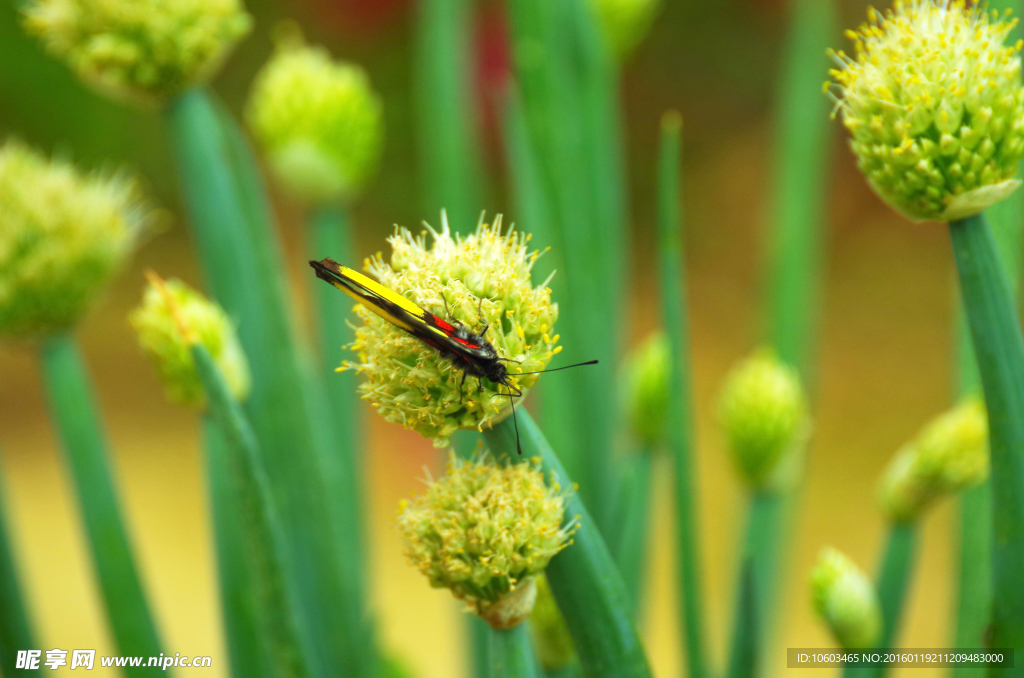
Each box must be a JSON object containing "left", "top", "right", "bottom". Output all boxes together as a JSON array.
[
  {"left": 811, "top": 547, "right": 881, "bottom": 649},
  {"left": 0, "top": 140, "right": 145, "bottom": 339},
  {"left": 624, "top": 332, "right": 670, "bottom": 448},
  {"left": 718, "top": 349, "right": 809, "bottom": 491},
  {"left": 23, "top": 0, "right": 251, "bottom": 105},
  {"left": 130, "top": 277, "right": 250, "bottom": 408},
  {"left": 246, "top": 27, "right": 384, "bottom": 204},
  {"left": 878, "top": 399, "right": 988, "bottom": 522},
  {"left": 590, "top": 0, "right": 661, "bottom": 60},
  {"left": 827, "top": 1, "right": 1024, "bottom": 221},
  {"left": 396, "top": 454, "right": 577, "bottom": 629}
]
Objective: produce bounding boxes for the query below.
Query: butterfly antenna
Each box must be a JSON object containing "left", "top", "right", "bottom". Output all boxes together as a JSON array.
[
  {"left": 506, "top": 383, "right": 522, "bottom": 455},
  {"left": 514, "top": 359, "right": 599, "bottom": 376}
]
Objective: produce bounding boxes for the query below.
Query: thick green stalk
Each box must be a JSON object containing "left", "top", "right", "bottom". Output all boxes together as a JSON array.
[
  {"left": 165, "top": 88, "right": 364, "bottom": 678},
  {"left": 608, "top": 451, "right": 653, "bottom": 614},
  {"left": 0, "top": 458, "right": 35, "bottom": 675},
  {"left": 39, "top": 335, "right": 163, "bottom": 675},
  {"left": 414, "top": 0, "right": 482, "bottom": 233},
  {"left": 949, "top": 213, "right": 1024, "bottom": 674},
  {"left": 193, "top": 347, "right": 305, "bottom": 678},
  {"left": 202, "top": 417, "right": 271, "bottom": 678},
  {"left": 488, "top": 624, "right": 538, "bottom": 678},
  {"left": 735, "top": 491, "right": 784, "bottom": 653},
  {"left": 727, "top": 560, "right": 759, "bottom": 678},
  {"left": 875, "top": 522, "right": 917, "bottom": 653},
  {"left": 483, "top": 412, "right": 651, "bottom": 678},
  {"left": 657, "top": 113, "right": 709, "bottom": 678}
]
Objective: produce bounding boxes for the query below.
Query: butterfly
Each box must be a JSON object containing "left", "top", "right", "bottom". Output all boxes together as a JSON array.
[{"left": 309, "top": 257, "right": 596, "bottom": 453}]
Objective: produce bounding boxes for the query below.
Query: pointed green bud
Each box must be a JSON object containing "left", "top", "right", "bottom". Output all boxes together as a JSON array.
[
  {"left": 395, "top": 453, "right": 577, "bottom": 629},
  {"left": 718, "top": 349, "right": 809, "bottom": 491},
  {"left": 0, "top": 140, "right": 146, "bottom": 339},
  {"left": 590, "top": 0, "right": 661, "bottom": 60},
  {"left": 878, "top": 399, "right": 988, "bottom": 522},
  {"left": 344, "top": 214, "right": 560, "bottom": 448},
  {"left": 130, "top": 276, "right": 250, "bottom": 408},
  {"left": 827, "top": 1, "right": 1024, "bottom": 222},
  {"left": 22, "top": 0, "right": 251, "bottom": 105},
  {"left": 246, "top": 26, "right": 384, "bottom": 204},
  {"left": 811, "top": 547, "right": 881, "bottom": 649},
  {"left": 529, "top": 574, "right": 575, "bottom": 670},
  {"left": 623, "top": 331, "right": 670, "bottom": 448}
]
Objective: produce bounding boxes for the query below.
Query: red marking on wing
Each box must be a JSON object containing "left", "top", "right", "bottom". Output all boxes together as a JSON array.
[
  {"left": 433, "top": 316, "right": 455, "bottom": 333},
  {"left": 453, "top": 336, "right": 481, "bottom": 348}
]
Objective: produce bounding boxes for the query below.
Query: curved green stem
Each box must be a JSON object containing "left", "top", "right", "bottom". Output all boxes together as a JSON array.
[
  {"left": 40, "top": 335, "right": 164, "bottom": 675},
  {"left": 483, "top": 412, "right": 651, "bottom": 678}
]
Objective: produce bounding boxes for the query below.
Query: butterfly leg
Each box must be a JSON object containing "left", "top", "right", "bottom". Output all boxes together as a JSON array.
[{"left": 458, "top": 370, "right": 469, "bottom": 404}]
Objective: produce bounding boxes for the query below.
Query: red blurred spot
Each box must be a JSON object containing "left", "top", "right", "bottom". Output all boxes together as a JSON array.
[
  {"left": 474, "top": 3, "right": 512, "bottom": 155},
  {"left": 301, "top": 0, "right": 412, "bottom": 34}
]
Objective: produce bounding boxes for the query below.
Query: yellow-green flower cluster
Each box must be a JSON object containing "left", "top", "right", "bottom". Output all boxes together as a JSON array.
[
  {"left": 718, "top": 349, "right": 809, "bottom": 491},
  {"left": 624, "top": 331, "right": 670, "bottom": 448},
  {"left": 344, "top": 214, "right": 560, "bottom": 447},
  {"left": 23, "top": 0, "right": 251, "bottom": 105},
  {"left": 246, "top": 30, "right": 383, "bottom": 204},
  {"left": 878, "top": 399, "right": 988, "bottom": 522},
  {"left": 130, "top": 277, "right": 250, "bottom": 408},
  {"left": 396, "top": 454, "right": 577, "bottom": 629},
  {"left": 811, "top": 547, "right": 881, "bottom": 650},
  {"left": 529, "top": 574, "right": 575, "bottom": 669},
  {"left": 0, "top": 140, "right": 145, "bottom": 339},
  {"left": 590, "top": 0, "right": 661, "bottom": 60},
  {"left": 827, "top": 0, "right": 1024, "bottom": 222}
]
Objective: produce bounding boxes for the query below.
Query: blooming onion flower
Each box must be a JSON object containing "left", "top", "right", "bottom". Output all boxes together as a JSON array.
[
  {"left": 396, "top": 453, "right": 577, "bottom": 629},
  {"left": 343, "top": 214, "right": 560, "bottom": 447},
  {"left": 826, "top": 0, "right": 1024, "bottom": 221}
]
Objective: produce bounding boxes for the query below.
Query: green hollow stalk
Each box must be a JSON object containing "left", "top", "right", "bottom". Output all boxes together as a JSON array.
[
  {"left": 488, "top": 625, "right": 538, "bottom": 678},
  {"left": 732, "top": 491, "right": 784, "bottom": 669},
  {"left": 949, "top": 212, "right": 1024, "bottom": 674},
  {"left": 0, "top": 457, "right": 35, "bottom": 675},
  {"left": 39, "top": 335, "right": 164, "bottom": 675},
  {"left": 414, "top": 0, "right": 483, "bottom": 233},
  {"left": 165, "top": 88, "right": 366, "bottom": 678},
  {"left": 874, "top": 523, "right": 917, "bottom": 655},
  {"left": 483, "top": 411, "right": 651, "bottom": 678},
  {"left": 657, "top": 113, "right": 709, "bottom": 678},
  {"left": 727, "top": 560, "right": 759, "bottom": 678},
  {"left": 608, "top": 450, "right": 653, "bottom": 615},
  {"left": 202, "top": 417, "right": 270, "bottom": 678},
  {"left": 193, "top": 345, "right": 305, "bottom": 678}
]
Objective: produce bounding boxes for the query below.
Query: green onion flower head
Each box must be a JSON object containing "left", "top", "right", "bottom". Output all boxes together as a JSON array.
[
  {"left": 529, "top": 574, "right": 575, "bottom": 670},
  {"left": 624, "top": 331, "right": 670, "bottom": 448},
  {"left": 130, "top": 276, "right": 250, "bottom": 408},
  {"left": 811, "top": 547, "right": 882, "bottom": 649},
  {"left": 23, "top": 0, "right": 251, "bottom": 105},
  {"left": 827, "top": 0, "right": 1024, "bottom": 222},
  {"left": 344, "top": 214, "right": 560, "bottom": 447},
  {"left": 718, "top": 348, "right": 809, "bottom": 491},
  {"left": 590, "top": 0, "right": 661, "bottom": 60},
  {"left": 396, "top": 453, "right": 577, "bottom": 629},
  {"left": 246, "top": 27, "right": 384, "bottom": 205},
  {"left": 0, "top": 140, "right": 145, "bottom": 339},
  {"left": 878, "top": 398, "right": 988, "bottom": 522}
]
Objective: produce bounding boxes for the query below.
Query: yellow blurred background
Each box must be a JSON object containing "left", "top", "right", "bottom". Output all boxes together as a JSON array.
[{"left": 0, "top": 0, "right": 1001, "bottom": 675}]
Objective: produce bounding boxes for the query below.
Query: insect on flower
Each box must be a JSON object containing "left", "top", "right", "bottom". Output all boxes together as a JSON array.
[{"left": 309, "top": 257, "right": 596, "bottom": 453}]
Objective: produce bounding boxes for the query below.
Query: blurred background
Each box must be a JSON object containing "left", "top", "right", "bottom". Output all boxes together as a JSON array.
[{"left": 0, "top": 0, "right": 983, "bottom": 675}]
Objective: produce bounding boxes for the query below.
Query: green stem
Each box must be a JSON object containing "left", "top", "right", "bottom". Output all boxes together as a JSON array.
[
  {"left": 193, "top": 348, "right": 305, "bottom": 678},
  {"left": 726, "top": 559, "right": 759, "bottom": 678},
  {"left": 657, "top": 112, "right": 709, "bottom": 678},
  {"left": 414, "top": 0, "right": 482, "bottom": 232},
  {"left": 949, "top": 212, "right": 1024, "bottom": 674},
  {"left": 608, "top": 451, "right": 653, "bottom": 615},
  {"left": 954, "top": 483, "right": 992, "bottom": 672},
  {"left": 0, "top": 457, "right": 35, "bottom": 675},
  {"left": 874, "top": 522, "right": 918, "bottom": 676},
  {"left": 39, "top": 335, "right": 164, "bottom": 675},
  {"left": 202, "top": 416, "right": 271, "bottom": 678},
  {"left": 488, "top": 624, "right": 538, "bottom": 678},
  {"left": 483, "top": 412, "right": 651, "bottom": 678},
  {"left": 165, "top": 87, "right": 366, "bottom": 678},
  {"left": 736, "top": 491, "right": 785, "bottom": 657}
]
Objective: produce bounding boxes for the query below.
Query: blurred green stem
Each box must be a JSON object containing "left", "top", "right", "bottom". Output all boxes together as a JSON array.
[
  {"left": 39, "top": 335, "right": 164, "bottom": 676},
  {"left": 949, "top": 212, "right": 1024, "bottom": 674},
  {"left": 483, "top": 411, "right": 651, "bottom": 678},
  {"left": 727, "top": 560, "right": 759, "bottom": 678},
  {"left": 414, "top": 0, "right": 482, "bottom": 232},
  {"left": 657, "top": 113, "right": 709, "bottom": 678},
  {"left": 875, "top": 522, "right": 917, "bottom": 654},
  {"left": 488, "top": 624, "right": 538, "bottom": 678},
  {"left": 0, "top": 457, "right": 35, "bottom": 675},
  {"left": 609, "top": 450, "right": 653, "bottom": 614},
  {"left": 736, "top": 491, "right": 784, "bottom": 650}
]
